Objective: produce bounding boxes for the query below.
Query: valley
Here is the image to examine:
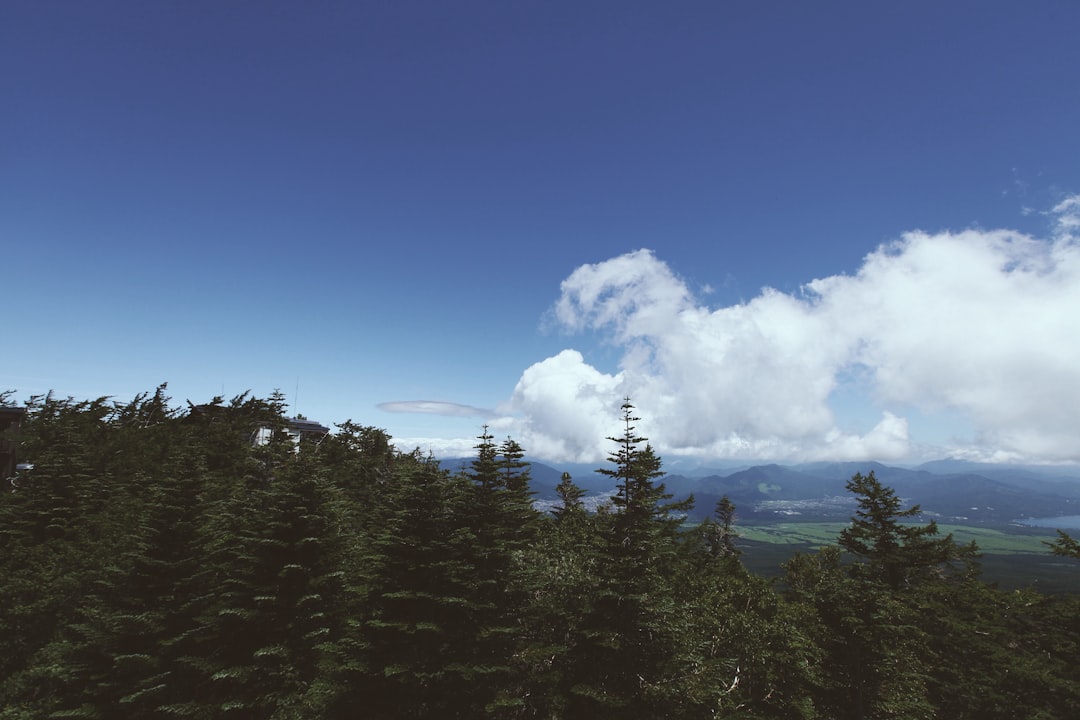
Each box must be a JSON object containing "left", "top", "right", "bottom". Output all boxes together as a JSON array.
[{"left": 511, "top": 457, "right": 1080, "bottom": 591}]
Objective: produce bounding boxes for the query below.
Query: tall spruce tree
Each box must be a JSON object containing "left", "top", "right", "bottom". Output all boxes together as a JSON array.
[
  {"left": 563, "top": 400, "right": 692, "bottom": 720},
  {"left": 459, "top": 429, "right": 541, "bottom": 715},
  {"left": 349, "top": 456, "right": 480, "bottom": 718}
]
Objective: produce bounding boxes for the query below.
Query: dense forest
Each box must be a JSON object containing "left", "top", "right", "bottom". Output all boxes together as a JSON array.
[{"left": 1, "top": 387, "right": 1078, "bottom": 719}]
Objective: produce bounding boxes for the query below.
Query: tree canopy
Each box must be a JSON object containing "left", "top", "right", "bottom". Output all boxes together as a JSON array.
[{"left": 0, "top": 388, "right": 1077, "bottom": 719}]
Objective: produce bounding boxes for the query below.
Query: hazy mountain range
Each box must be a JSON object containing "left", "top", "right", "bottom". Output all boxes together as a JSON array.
[{"left": 441, "top": 458, "right": 1080, "bottom": 526}]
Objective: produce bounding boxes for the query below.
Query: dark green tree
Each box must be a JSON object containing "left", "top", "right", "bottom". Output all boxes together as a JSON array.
[
  {"left": 517, "top": 471, "right": 601, "bottom": 719},
  {"left": 346, "top": 457, "right": 481, "bottom": 718},
  {"left": 174, "top": 452, "right": 353, "bottom": 718},
  {"left": 0, "top": 393, "right": 121, "bottom": 716},
  {"left": 562, "top": 400, "right": 693, "bottom": 719},
  {"left": 915, "top": 576, "right": 1080, "bottom": 719},
  {"left": 459, "top": 430, "right": 541, "bottom": 716},
  {"left": 1046, "top": 530, "right": 1080, "bottom": 560},
  {"left": 552, "top": 472, "right": 585, "bottom": 522},
  {"left": 839, "top": 471, "right": 977, "bottom": 590},
  {"left": 786, "top": 472, "right": 981, "bottom": 720},
  {"left": 688, "top": 494, "right": 741, "bottom": 565}
]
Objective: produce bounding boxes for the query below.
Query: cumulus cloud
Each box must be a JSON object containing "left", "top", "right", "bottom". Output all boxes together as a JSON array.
[
  {"left": 503, "top": 350, "right": 625, "bottom": 462},
  {"left": 502, "top": 198, "right": 1080, "bottom": 464}
]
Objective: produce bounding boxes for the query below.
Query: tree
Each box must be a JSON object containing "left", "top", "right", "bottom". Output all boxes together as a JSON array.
[
  {"left": 784, "top": 472, "right": 981, "bottom": 720},
  {"left": 349, "top": 457, "right": 480, "bottom": 719},
  {"left": 517, "top": 471, "right": 600, "bottom": 719},
  {"left": 459, "top": 430, "right": 540, "bottom": 715},
  {"left": 175, "top": 452, "right": 353, "bottom": 719},
  {"left": 314, "top": 420, "right": 395, "bottom": 508},
  {"left": 1046, "top": 530, "right": 1080, "bottom": 560},
  {"left": 0, "top": 393, "right": 120, "bottom": 714},
  {"left": 551, "top": 471, "right": 586, "bottom": 524},
  {"left": 839, "top": 471, "right": 977, "bottom": 590},
  {"left": 691, "top": 495, "right": 741, "bottom": 563},
  {"left": 563, "top": 400, "right": 693, "bottom": 719},
  {"left": 496, "top": 437, "right": 530, "bottom": 494}
]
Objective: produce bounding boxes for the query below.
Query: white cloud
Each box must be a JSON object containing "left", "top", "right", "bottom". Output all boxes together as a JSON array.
[
  {"left": 1052, "top": 194, "right": 1080, "bottom": 236},
  {"left": 389, "top": 435, "right": 479, "bottom": 461},
  {"left": 505, "top": 349, "right": 625, "bottom": 463},
  {"left": 378, "top": 400, "right": 492, "bottom": 418},
  {"left": 499, "top": 199, "right": 1080, "bottom": 464}
]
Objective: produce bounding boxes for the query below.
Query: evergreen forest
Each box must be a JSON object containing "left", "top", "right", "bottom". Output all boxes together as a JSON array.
[{"left": 2, "top": 387, "right": 1079, "bottom": 719}]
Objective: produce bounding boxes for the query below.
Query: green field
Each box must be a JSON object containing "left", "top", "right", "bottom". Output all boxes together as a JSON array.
[
  {"left": 739, "top": 521, "right": 1055, "bottom": 554},
  {"left": 732, "top": 521, "right": 1080, "bottom": 593}
]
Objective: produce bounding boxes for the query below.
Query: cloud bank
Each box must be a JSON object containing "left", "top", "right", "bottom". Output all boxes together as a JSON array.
[{"left": 500, "top": 198, "right": 1080, "bottom": 464}]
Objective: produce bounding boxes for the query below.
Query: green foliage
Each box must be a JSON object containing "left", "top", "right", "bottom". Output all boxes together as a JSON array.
[
  {"left": 554, "top": 401, "right": 699, "bottom": 718},
  {"left": 349, "top": 457, "right": 481, "bottom": 718},
  {"left": 2, "top": 390, "right": 1079, "bottom": 719},
  {"left": 918, "top": 579, "right": 1080, "bottom": 718},
  {"left": 1046, "top": 530, "right": 1080, "bottom": 560},
  {"left": 839, "top": 471, "right": 979, "bottom": 590}
]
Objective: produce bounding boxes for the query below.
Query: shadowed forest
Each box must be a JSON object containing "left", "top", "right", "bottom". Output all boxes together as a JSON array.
[{"left": 2, "top": 387, "right": 1078, "bottom": 719}]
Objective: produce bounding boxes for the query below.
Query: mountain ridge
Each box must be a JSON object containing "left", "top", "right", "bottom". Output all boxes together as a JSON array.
[{"left": 439, "top": 457, "right": 1080, "bottom": 525}]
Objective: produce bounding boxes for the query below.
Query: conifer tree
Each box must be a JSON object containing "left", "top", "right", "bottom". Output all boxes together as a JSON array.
[
  {"left": 314, "top": 420, "right": 395, "bottom": 509},
  {"left": 8, "top": 386, "right": 1080, "bottom": 719},
  {"left": 786, "top": 472, "right": 980, "bottom": 720},
  {"left": 563, "top": 400, "right": 692, "bottom": 719},
  {"left": 457, "top": 430, "right": 541, "bottom": 715},
  {"left": 686, "top": 495, "right": 741, "bottom": 568},
  {"left": 552, "top": 472, "right": 585, "bottom": 522},
  {"left": 183, "top": 457, "right": 349, "bottom": 717},
  {"left": 349, "top": 457, "right": 480, "bottom": 718},
  {"left": 0, "top": 393, "right": 120, "bottom": 713},
  {"left": 517, "top": 471, "right": 600, "bottom": 718},
  {"left": 839, "top": 471, "right": 977, "bottom": 590},
  {"left": 1047, "top": 530, "right": 1080, "bottom": 560}
]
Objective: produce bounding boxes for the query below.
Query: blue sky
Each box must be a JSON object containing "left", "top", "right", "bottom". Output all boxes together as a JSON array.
[{"left": 4, "top": 1, "right": 1080, "bottom": 465}]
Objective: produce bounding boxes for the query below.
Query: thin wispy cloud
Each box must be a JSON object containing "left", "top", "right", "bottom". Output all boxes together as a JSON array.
[
  {"left": 378, "top": 401, "right": 493, "bottom": 419},
  {"left": 1052, "top": 195, "right": 1080, "bottom": 235}
]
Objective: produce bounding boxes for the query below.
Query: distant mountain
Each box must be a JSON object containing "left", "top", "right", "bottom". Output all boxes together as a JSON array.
[
  {"left": 666, "top": 462, "right": 1080, "bottom": 524},
  {"left": 689, "top": 463, "right": 1080, "bottom": 525},
  {"left": 437, "top": 458, "right": 612, "bottom": 499},
  {"left": 917, "top": 458, "right": 1080, "bottom": 479},
  {"left": 440, "top": 456, "right": 1080, "bottom": 526},
  {"left": 916, "top": 459, "right": 1080, "bottom": 498}
]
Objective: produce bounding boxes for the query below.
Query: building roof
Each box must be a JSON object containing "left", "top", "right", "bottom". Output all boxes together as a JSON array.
[{"left": 287, "top": 418, "right": 330, "bottom": 435}]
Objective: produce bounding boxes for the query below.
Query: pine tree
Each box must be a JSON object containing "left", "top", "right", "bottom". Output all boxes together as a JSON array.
[
  {"left": 1047, "top": 530, "right": 1080, "bottom": 560},
  {"left": 839, "top": 471, "right": 977, "bottom": 590},
  {"left": 516, "top": 471, "right": 600, "bottom": 718},
  {"left": 314, "top": 420, "right": 395, "bottom": 510},
  {"left": 785, "top": 472, "right": 981, "bottom": 720},
  {"left": 552, "top": 472, "right": 585, "bottom": 522},
  {"left": 349, "top": 457, "right": 480, "bottom": 718},
  {"left": 171, "top": 440, "right": 352, "bottom": 718},
  {"left": 562, "top": 400, "right": 693, "bottom": 719},
  {"left": 458, "top": 430, "right": 541, "bottom": 715},
  {"left": 0, "top": 393, "right": 123, "bottom": 716}
]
